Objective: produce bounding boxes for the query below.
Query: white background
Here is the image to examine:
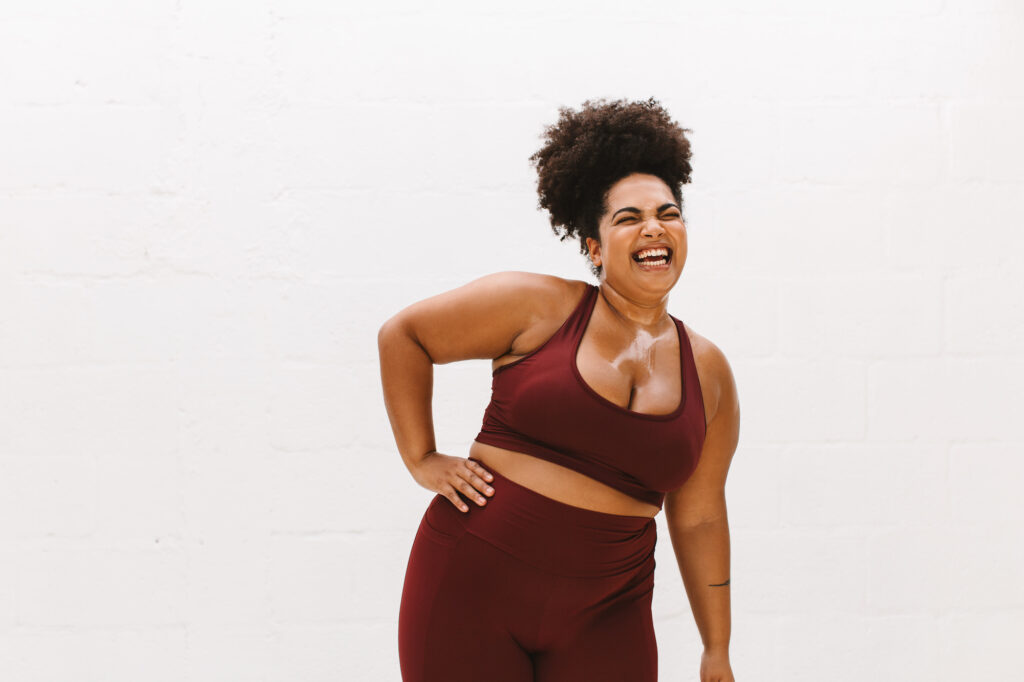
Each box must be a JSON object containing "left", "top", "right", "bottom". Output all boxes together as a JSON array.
[{"left": 1, "top": 0, "right": 1022, "bottom": 679}]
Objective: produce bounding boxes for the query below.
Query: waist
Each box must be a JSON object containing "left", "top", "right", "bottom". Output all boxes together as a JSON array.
[
  {"left": 447, "top": 462, "right": 657, "bottom": 578},
  {"left": 468, "top": 440, "right": 661, "bottom": 518}
]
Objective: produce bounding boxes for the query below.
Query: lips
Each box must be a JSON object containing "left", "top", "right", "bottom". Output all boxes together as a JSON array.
[{"left": 634, "top": 258, "right": 671, "bottom": 271}]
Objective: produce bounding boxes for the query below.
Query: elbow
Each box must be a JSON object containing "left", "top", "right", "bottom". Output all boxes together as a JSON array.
[
  {"left": 664, "top": 493, "right": 729, "bottom": 530},
  {"left": 377, "top": 317, "right": 403, "bottom": 360},
  {"left": 378, "top": 315, "right": 405, "bottom": 346},
  {"left": 377, "top": 317, "right": 395, "bottom": 346},
  {"left": 378, "top": 316, "right": 435, "bottom": 364}
]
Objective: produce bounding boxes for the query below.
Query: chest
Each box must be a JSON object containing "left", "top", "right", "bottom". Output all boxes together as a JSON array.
[{"left": 573, "top": 311, "right": 684, "bottom": 417}]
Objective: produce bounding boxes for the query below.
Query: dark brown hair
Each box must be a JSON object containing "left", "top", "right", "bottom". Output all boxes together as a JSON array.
[{"left": 528, "top": 96, "right": 694, "bottom": 277}]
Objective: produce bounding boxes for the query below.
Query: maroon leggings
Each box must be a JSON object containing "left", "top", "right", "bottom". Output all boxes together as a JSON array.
[{"left": 398, "top": 458, "right": 658, "bottom": 681}]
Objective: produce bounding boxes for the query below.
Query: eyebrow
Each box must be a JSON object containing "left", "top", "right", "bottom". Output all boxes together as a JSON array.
[{"left": 611, "top": 203, "right": 680, "bottom": 219}]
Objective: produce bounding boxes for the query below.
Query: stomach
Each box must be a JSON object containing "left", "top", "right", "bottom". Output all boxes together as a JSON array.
[{"left": 467, "top": 440, "right": 661, "bottom": 518}]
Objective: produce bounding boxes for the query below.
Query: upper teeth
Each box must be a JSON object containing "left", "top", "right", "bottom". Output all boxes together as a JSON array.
[{"left": 635, "top": 248, "right": 669, "bottom": 259}]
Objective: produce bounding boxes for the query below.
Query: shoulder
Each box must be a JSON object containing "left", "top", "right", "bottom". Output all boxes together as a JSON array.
[
  {"left": 480, "top": 271, "right": 590, "bottom": 316},
  {"left": 681, "top": 323, "right": 738, "bottom": 427},
  {"left": 481, "top": 270, "right": 585, "bottom": 299},
  {"left": 487, "top": 272, "right": 590, "bottom": 358}
]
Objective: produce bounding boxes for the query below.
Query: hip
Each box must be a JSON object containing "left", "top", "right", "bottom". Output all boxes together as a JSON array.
[{"left": 425, "top": 460, "right": 657, "bottom": 579}]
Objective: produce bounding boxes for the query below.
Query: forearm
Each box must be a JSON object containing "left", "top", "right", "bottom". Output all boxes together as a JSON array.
[
  {"left": 667, "top": 516, "right": 732, "bottom": 653},
  {"left": 377, "top": 320, "right": 437, "bottom": 472}
]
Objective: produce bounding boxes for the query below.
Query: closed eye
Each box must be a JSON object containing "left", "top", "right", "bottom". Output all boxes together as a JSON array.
[{"left": 617, "top": 212, "right": 681, "bottom": 224}]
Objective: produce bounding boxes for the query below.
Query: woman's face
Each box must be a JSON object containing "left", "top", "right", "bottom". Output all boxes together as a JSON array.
[{"left": 585, "top": 172, "right": 688, "bottom": 299}]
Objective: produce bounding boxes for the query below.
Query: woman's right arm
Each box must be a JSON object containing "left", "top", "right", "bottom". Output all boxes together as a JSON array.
[{"left": 376, "top": 270, "right": 564, "bottom": 509}]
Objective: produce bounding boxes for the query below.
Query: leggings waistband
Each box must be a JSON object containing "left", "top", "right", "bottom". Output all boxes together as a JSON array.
[{"left": 445, "top": 459, "right": 657, "bottom": 578}]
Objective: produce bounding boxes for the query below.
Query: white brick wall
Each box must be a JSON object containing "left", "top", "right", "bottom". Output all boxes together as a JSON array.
[{"left": 1, "top": 0, "right": 1021, "bottom": 679}]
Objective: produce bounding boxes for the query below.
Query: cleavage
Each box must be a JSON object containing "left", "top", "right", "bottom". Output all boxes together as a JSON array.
[{"left": 574, "top": 315, "right": 682, "bottom": 415}]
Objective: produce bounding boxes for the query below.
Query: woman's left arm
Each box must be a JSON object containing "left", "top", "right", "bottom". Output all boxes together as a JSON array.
[{"left": 664, "top": 340, "right": 740, "bottom": 682}]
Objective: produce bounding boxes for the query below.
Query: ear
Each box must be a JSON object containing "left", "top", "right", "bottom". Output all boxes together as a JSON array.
[{"left": 585, "top": 236, "right": 602, "bottom": 268}]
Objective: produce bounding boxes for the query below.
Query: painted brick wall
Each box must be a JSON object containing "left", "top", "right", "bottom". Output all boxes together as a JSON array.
[{"left": 1, "top": 0, "right": 1021, "bottom": 680}]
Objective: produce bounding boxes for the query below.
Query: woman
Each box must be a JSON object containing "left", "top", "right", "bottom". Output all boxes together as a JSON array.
[{"left": 378, "top": 97, "right": 740, "bottom": 682}]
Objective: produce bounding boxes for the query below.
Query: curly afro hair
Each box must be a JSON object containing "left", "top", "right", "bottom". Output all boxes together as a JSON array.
[{"left": 528, "top": 96, "right": 694, "bottom": 278}]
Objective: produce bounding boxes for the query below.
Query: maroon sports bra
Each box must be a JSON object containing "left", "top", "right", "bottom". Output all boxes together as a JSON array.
[{"left": 474, "top": 282, "right": 707, "bottom": 509}]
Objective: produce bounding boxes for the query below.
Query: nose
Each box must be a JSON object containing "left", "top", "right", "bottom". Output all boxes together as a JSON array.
[{"left": 642, "top": 218, "right": 665, "bottom": 238}]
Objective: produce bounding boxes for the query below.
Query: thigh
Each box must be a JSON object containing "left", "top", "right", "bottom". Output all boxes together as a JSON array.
[
  {"left": 399, "top": 497, "right": 535, "bottom": 682},
  {"left": 533, "top": 580, "right": 657, "bottom": 682}
]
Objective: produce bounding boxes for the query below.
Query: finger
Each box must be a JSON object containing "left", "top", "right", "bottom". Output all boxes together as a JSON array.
[
  {"left": 459, "top": 469, "right": 495, "bottom": 497},
  {"left": 452, "top": 476, "right": 488, "bottom": 506},
  {"left": 445, "top": 488, "right": 469, "bottom": 512},
  {"left": 465, "top": 459, "right": 494, "bottom": 483}
]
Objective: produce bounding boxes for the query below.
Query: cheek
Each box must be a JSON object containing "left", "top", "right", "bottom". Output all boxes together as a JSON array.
[{"left": 674, "top": 226, "right": 688, "bottom": 247}]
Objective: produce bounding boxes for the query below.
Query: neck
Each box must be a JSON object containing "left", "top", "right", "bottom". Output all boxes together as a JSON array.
[{"left": 596, "top": 281, "right": 670, "bottom": 329}]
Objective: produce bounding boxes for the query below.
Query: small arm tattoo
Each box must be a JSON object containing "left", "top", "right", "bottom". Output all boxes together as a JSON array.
[{"left": 709, "top": 578, "right": 730, "bottom": 587}]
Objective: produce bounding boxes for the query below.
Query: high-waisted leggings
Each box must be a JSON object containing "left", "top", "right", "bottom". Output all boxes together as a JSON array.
[{"left": 398, "top": 458, "right": 659, "bottom": 681}]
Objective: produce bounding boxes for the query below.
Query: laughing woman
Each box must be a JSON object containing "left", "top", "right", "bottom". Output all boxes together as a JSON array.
[{"left": 378, "top": 96, "right": 740, "bottom": 682}]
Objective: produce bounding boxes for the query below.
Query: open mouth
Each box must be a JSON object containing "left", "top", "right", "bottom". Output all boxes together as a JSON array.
[{"left": 631, "top": 247, "right": 673, "bottom": 268}]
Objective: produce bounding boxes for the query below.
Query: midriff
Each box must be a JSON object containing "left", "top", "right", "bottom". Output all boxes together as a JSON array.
[{"left": 467, "top": 440, "right": 661, "bottom": 518}]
